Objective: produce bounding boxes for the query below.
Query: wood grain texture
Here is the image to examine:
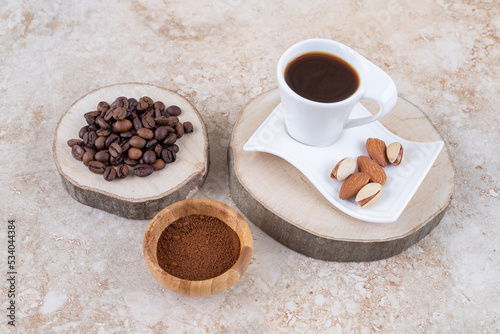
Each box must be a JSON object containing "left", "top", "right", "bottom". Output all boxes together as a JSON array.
[
  {"left": 143, "top": 198, "right": 253, "bottom": 297},
  {"left": 53, "top": 83, "right": 209, "bottom": 219},
  {"left": 229, "top": 89, "right": 455, "bottom": 262}
]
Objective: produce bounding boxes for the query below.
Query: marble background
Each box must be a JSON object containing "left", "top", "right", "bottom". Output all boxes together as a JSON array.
[{"left": 1, "top": 0, "right": 499, "bottom": 333}]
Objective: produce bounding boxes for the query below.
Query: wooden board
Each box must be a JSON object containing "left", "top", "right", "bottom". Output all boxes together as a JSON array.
[
  {"left": 229, "top": 89, "right": 455, "bottom": 262},
  {"left": 53, "top": 83, "right": 209, "bottom": 220}
]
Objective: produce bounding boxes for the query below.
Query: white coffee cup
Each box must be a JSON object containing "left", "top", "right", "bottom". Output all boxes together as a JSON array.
[{"left": 277, "top": 39, "right": 397, "bottom": 146}]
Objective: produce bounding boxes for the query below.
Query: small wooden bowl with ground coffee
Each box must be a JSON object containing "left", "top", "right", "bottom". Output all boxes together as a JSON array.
[{"left": 143, "top": 198, "right": 253, "bottom": 297}]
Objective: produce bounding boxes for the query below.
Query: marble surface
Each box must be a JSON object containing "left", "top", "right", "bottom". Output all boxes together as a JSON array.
[{"left": 0, "top": 0, "right": 498, "bottom": 332}]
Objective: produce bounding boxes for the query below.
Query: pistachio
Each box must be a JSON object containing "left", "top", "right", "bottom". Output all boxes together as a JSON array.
[
  {"left": 330, "top": 157, "right": 356, "bottom": 181},
  {"left": 387, "top": 142, "right": 404, "bottom": 166},
  {"left": 355, "top": 183, "right": 382, "bottom": 208}
]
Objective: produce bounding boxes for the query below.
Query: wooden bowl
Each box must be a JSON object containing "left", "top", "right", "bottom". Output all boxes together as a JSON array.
[
  {"left": 53, "top": 83, "right": 209, "bottom": 219},
  {"left": 143, "top": 198, "right": 253, "bottom": 297}
]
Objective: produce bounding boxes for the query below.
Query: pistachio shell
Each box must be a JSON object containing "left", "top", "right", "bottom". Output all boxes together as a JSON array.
[
  {"left": 355, "top": 183, "right": 382, "bottom": 208},
  {"left": 330, "top": 157, "right": 356, "bottom": 181},
  {"left": 387, "top": 142, "right": 404, "bottom": 166}
]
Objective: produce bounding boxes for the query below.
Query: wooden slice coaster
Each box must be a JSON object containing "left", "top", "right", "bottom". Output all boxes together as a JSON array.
[
  {"left": 229, "top": 89, "right": 455, "bottom": 262},
  {"left": 53, "top": 83, "right": 209, "bottom": 220}
]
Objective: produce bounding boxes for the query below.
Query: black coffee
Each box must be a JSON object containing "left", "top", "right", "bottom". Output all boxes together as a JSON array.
[{"left": 284, "top": 52, "right": 359, "bottom": 103}]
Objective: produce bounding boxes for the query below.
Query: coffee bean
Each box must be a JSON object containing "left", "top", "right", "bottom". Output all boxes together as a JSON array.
[
  {"left": 154, "top": 101, "right": 165, "bottom": 113},
  {"left": 93, "top": 136, "right": 106, "bottom": 150},
  {"left": 67, "top": 139, "right": 83, "bottom": 147},
  {"left": 123, "top": 157, "right": 138, "bottom": 166},
  {"left": 84, "top": 111, "right": 100, "bottom": 126},
  {"left": 175, "top": 122, "right": 184, "bottom": 139},
  {"left": 143, "top": 96, "right": 154, "bottom": 108},
  {"left": 82, "top": 132, "right": 90, "bottom": 146},
  {"left": 129, "top": 135, "right": 146, "bottom": 149},
  {"left": 167, "top": 144, "right": 179, "bottom": 153},
  {"left": 154, "top": 144, "right": 163, "bottom": 157},
  {"left": 111, "top": 96, "right": 128, "bottom": 110},
  {"left": 96, "top": 116, "right": 111, "bottom": 129},
  {"left": 84, "top": 113, "right": 96, "bottom": 126},
  {"left": 97, "top": 101, "right": 110, "bottom": 113},
  {"left": 134, "top": 163, "right": 154, "bottom": 177},
  {"left": 103, "top": 108, "right": 115, "bottom": 122},
  {"left": 154, "top": 116, "right": 170, "bottom": 125},
  {"left": 128, "top": 98, "right": 138, "bottom": 112},
  {"left": 167, "top": 105, "right": 182, "bottom": 116},
  {"left": 89, "top": 110, "right": 101, "bottom": 117},
  {"left": 116, "top": 164, "right": 129, "bottom": 179},
  {"left": 83, "top": 131, "right": 97, "bottom": 147},
  {"left": 113, "top": 119, "right": 133, "bottom": 132},
  {"left": 137, "top": 128, "right": 154, "bottom": 140},
  {"left": 161, "top": 148, "right": 176, "bottom": 163},
  {"left": 71, "top": 145, "right": 85, "bottom": 160},
  {"left": 145, "top": 139, "right": 159, "bottom": 151},
  {"left": 154, "top": 126, "right": 169, "bottom": 141},
  {"left": 95, "top": 150, "right": 110, "bottom": 162},
  {"left": 109, "top": 142, "right": 123, "bottom": 158},
  {"left": 88, "top": 161, "right": 106, "bottom": 174},
  {"left": 153, "top": 159, "right": 166, "bottom": 171},
  {"left": 110, "top": 155, "right": 123, "bottom": 166},
  {"left": 136, "top": 98, "right": 150, "bottom": 111},
  {"left": 79, "top": 126, "right": 89, "bottom": 139},
  {"left": 142, "top": 116, "right": 155, "bottom": 129},
  {"left": 183, "top": 121, "right": 194, "bottom": 133},
  {"left": 113, "top": 107, "right": 127, "bottom": 120},
  {"left": 120, "top": 131, "right": 134, "bottom": 139},
  {"left": 82, "top": 150, "right": 95, "bottom": 166},
  {"left": 103, "top": 167, "right": 117, "bottom": 181},
  {"left": 105, "top": 133, "right": 120, "bottom": 147},
  {"left": 143, "top": 150, "right": 156, "bottom": 165},
  {"left": 163, "top": 133, "right": 177, "bottom": 146},
  {"left": 166, "top": 116, "right": 179, "bottom": 126},
  {"left": 96, "top": 128, "right": 111, "bottom": 137},
  {"left": 132, "top": 117, "right": 143, "bottom": 131},
  {"left": 121, "top": 140, "right": 131, "bottom": 153},
  {"left": 128, "top": 147, "right": 143, "bottom": 160},
  {"left": 71, "top": 96, "right": 193, "bottom": 180},
  {"left": 129, "top": 110, "right": 138, "bottom": 118}
]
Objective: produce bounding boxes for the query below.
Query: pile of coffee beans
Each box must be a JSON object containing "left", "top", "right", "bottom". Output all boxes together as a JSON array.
[{"left": 67, "top": 96, "right": 194, "bottom": 181}]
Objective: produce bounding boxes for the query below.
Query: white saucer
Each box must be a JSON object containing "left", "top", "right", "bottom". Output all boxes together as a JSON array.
[{"left": 243, "top": 103, "right": 443, "bottom": 223}]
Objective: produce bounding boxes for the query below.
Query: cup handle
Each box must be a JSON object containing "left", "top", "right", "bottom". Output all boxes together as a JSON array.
[{"left": 343, "top": 65, "right": 397, "bottom": 129}]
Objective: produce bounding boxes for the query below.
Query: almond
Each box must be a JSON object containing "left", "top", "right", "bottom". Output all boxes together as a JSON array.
[
  {"left": 357, "top": 156, "right": 387, "bottom": 185},
  {"left": 330, "top": 157, "right": 356, "bottom": 181},
  {"left": 366, "top": 138, "right": 388, "bottom": 167},
  {"left": 339, "top": 172, "right": 370, "bottom": 200}
]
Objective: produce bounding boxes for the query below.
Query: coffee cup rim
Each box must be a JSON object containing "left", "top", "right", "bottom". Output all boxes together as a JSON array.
[{"left": 277, "top": 38, "right": 364, "bottom": 105}]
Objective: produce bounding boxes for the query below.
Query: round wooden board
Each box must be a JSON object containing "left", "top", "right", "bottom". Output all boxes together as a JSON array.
[
  {"left": 53, "top": 83, "right": 209, "bottom": 220},
  {"left": 229, "top": 89, "right": 455, "bottom": 262}
]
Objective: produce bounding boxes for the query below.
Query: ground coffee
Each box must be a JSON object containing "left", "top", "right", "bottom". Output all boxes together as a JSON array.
[{"left": 157, "top": 215, "right": 241, "bottom": 281}]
